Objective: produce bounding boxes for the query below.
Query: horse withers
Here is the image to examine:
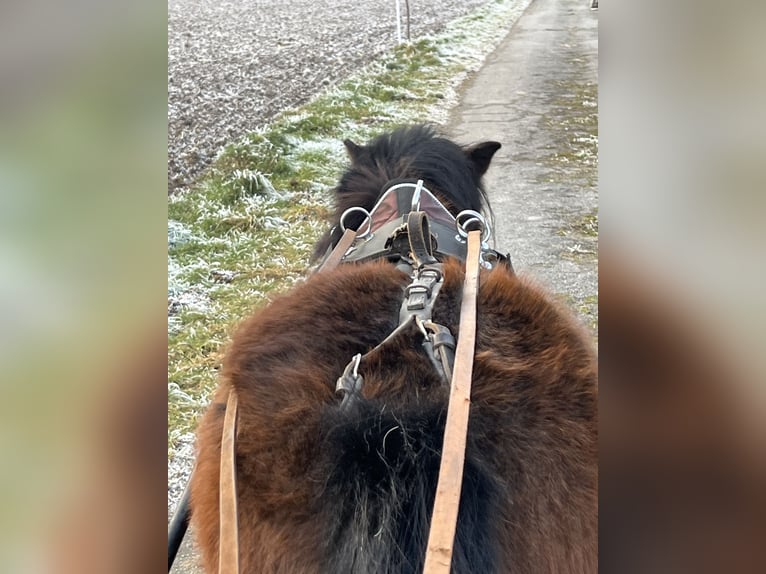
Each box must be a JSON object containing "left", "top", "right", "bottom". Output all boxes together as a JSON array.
[{"left": 189, "top": 125, "right": 598, "bottom": 573}]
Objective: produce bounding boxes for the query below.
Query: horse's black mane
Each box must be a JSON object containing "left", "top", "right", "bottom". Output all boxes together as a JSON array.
[
  {"left": 339, "top": 124, "right": 490, "bottom": 214},
  {"left": 314, "top": 125, "right": 497, "bottom": 259}
]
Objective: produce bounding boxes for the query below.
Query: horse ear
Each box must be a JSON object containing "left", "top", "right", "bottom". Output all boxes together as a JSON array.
[
  {"left": 343, "top": 139, "right": 364, "bottom": 162},
  {"left": 465, "top": 141, "right": 502, "bottom": 176}
]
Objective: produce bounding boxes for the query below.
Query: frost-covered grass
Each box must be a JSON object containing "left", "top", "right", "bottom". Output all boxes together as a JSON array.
[{"left": 168, "top": 0, "right": 532, "bottom": 459}]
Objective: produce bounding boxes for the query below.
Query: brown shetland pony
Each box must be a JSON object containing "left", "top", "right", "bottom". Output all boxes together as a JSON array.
[{"left": 190, "top": 125, "right": 597, "bottom": 573}]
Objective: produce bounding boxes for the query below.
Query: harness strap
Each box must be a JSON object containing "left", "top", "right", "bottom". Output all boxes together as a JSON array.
[
  {"left": 401, "top": 265, "right": 443, "bottom": 322},
  {"left": 424, "top": 321, "right": 456, "bottom": 383},
  {"left": 317, "top": 227, "right": 358, "bottom": 272},
  {"left": 219, "top": 390, "right": 240, "bottom": 574},
  {"left": 335, "top": 353, "right": 364, "bottom": 410},
  {"left": 335, "top": 315, "right": 430, "bottom": 406},
  {"left": 406, "top": 211, "right": 437, "bottom": 267},
  {"left": 423, "top": 229, "right": 482, "bottom": 574}
]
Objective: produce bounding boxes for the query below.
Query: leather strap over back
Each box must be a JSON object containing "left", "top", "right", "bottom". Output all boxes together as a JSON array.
[
  {"left": 406, "top": 211, "right": 437, "bottom": 267},
  {"left": 317, "top": 227, "right": 358, "bottom": 272},
  {"left": 219, "top": 390, "right": 240, "bottom": 574},
  {"left": 423, "top": 229, "right": 482, "bottom": 574}
]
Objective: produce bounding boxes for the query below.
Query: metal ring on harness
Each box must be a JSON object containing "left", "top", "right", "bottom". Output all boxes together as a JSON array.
[
  {"left": 340, "top": 206, "right": 372, "bottom": 239},
  {"left": 455, "top": 209, "right": 491, "bottom": 243}
]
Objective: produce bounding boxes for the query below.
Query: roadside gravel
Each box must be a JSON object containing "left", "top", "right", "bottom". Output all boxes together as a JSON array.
[{"left": 168, "top": 0, "right": 492, "bottom": 192}]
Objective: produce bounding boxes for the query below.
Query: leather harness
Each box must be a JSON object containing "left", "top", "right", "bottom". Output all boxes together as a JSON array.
[{"left": 216, "top": 181, "right": 508, "bottom": 574}]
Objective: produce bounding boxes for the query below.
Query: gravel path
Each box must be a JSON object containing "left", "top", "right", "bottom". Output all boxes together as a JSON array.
[
  {"left": 168, "top": 0, "right": 492, "bottom": 192},
  {"left": 449, "top": 0, "right": 598, "bottom": 327}
]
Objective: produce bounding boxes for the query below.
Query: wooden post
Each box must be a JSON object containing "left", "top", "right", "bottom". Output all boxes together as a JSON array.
[
  {"left": 395, "top": 0, "right": 402, "bottom": 44},
  {"left": 405, "top": 0, "right": 411, "bottom": 42}
]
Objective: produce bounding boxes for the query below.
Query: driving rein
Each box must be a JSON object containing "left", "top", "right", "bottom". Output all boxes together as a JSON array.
[{"left": 217, "top": 180, "right": 509, "bottom": 574}]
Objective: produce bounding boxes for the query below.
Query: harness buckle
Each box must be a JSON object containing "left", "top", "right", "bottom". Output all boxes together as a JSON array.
[
  {"left": 402, "top": 263, "right": 443, "bottom": 315},
  {"left": 336, "top": 353, "right": 364, "bottom": 410},
  {"left": 406, "top": 284, "right": 432, "bottom": 298},
  {"left": 415, "top": 318, "right": 456, "bottom": 384}
]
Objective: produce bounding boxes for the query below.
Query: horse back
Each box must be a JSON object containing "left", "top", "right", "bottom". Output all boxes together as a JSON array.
[{"left": 191, "top": 259, "right": 597, "bottom": 573}]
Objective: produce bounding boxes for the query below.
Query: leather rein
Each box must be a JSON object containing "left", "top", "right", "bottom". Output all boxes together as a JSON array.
[{"left": 217, "top": 181, "right": 506, "bottom": 574}]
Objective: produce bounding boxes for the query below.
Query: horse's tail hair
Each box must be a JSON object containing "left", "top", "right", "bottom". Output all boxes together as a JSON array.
[{"left": 314, "top": 398, "right": 498, "bottom": 574}]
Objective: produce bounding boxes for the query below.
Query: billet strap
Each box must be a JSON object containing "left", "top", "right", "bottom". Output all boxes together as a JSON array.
[
  {"left": 317, "top": 228, "right": 358, "bottom": 272},
  {"left": 427, "top": 322, "right": 456, "bottom": 383},
  {"left": 406, "top": 211, "right": 437, "bottom": 267},
  {"left": 400, "top": 265, "right": 443, "bottom": 324},
  {"left": 423, "top": 229, "right": 482, "bottom": 574},
  {"left": 219, "top": 391, "right": 240, "bottom": 574}
]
